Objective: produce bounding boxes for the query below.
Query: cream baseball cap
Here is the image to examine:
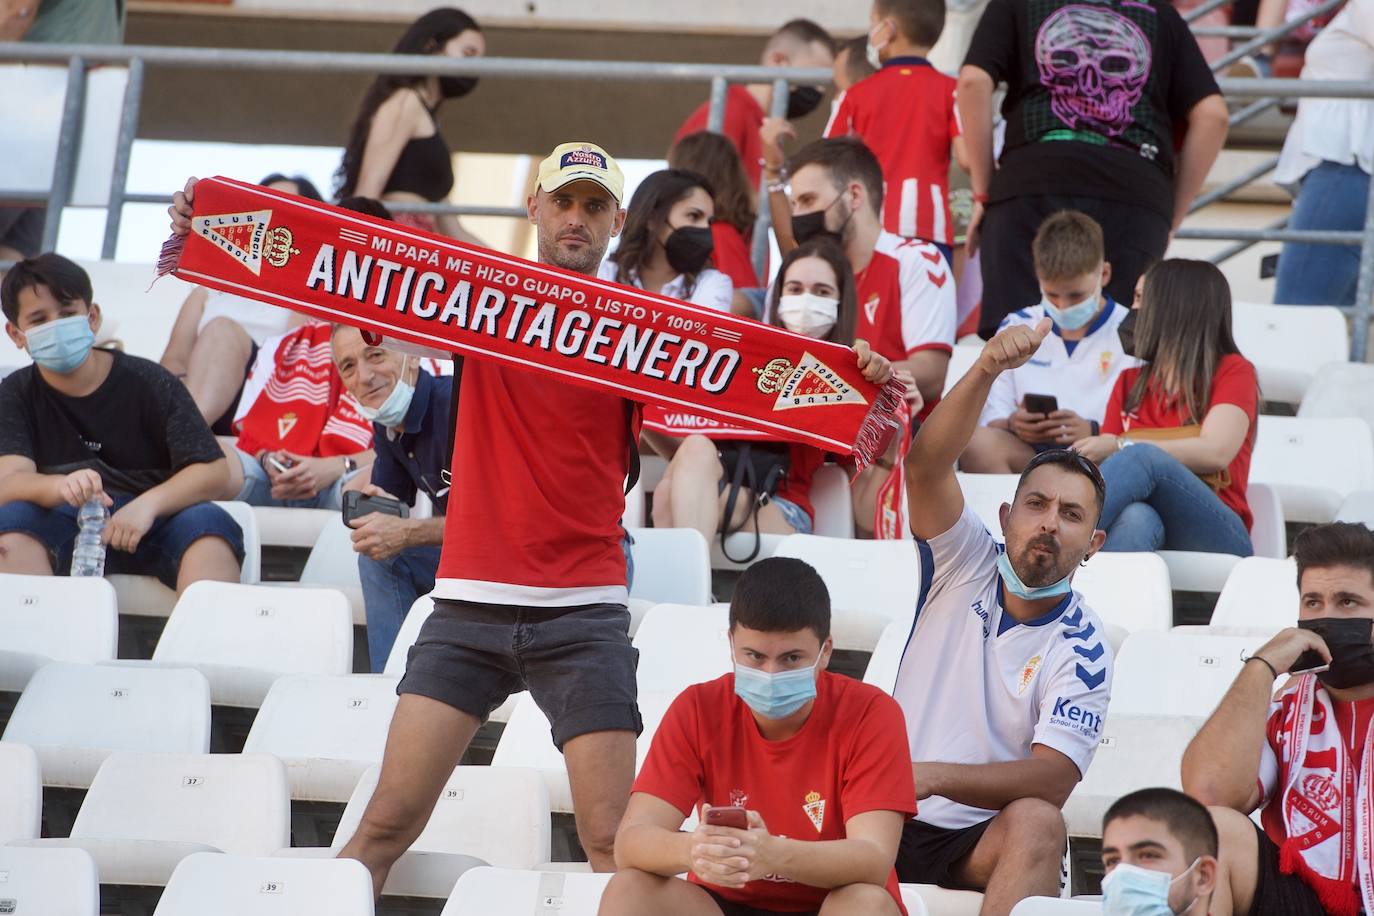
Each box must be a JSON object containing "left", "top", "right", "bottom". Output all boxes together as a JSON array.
[{"left": 536, "top": 141, "right": 625, "bottom": 205}]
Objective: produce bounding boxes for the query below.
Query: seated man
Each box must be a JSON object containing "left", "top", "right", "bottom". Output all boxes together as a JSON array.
[
  {"left": 330, "top": 324, "right": 448, "bottom": 672},
  {"left": 961, "top": 211, "right": 1137, "bottom": 474},
  {"left": 1182, "top": 521, "right": 1374, "bottom": 916},
  {"left": 896, "top": 318, "right": 1115, "bottom": 916},
  {"left": 602, "top": 557, "right": 915, "bottom": 916},
  {"left": 1100, "top": 788, "right": 1219, "bottom": 915},
  {"left": 0, "top": 254, "right": 242, "bottom": 592}
]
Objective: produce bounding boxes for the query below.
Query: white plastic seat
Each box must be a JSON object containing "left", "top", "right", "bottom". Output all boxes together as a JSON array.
[
  {"left": 151, "top": 581, "right": 353, "bottom": 708},
  {"left": 863, "top": 619, "right": 912, "bottom": 694},
  {"left": 1250, "top": 416, "right": 1374, "bottom": 523},
  {"left": 0, "top": 573, "right": 117, "bottom": 691},
  {"left": 1011, "top": 899, "right": 1103, "bottom": 915},
  {"left": 242, "top": 673, "right": 400, "bottom": 802},
  {"left": 384, "top": 594, "right": 435, "bottom": 676},
  {"left": 1299, "top": 362, "right": 1374, "bottom": 429},
  {"left": 0, "top": 846, "right": 100, "bottom": 915},
  {"left": 811, "top": 462, "right": 856, "bottom": 538},
  {"left": 955, "top": 473, "right": 1018, "bottom": 538},
  {"left": 1231, "top": 301, "right": 1348, "bottom": 405},
  {"left": 2, "top": 661, "right": 210, "bottom": 789},
  {"left": 15, "top": 751, "right": 290, "bottom": 886},
  {"left": 1210, "top": 556, "right": 1299, "bottom": 631},
  {"left": 1072, "top": 552, "right": 1172, "bottom": 636},
  {"left": 623, "top": 478, "right": 645, "bottom": 529},
  {"left": 312, "top": 764, "right": 548, "bottom": 898},
  {"left": 1108, "top": 631, "right": 1274, "bottom": 719},
  {"left": 441, "top": 867, "right": 612, "bottom": 916},
  {"left": 903, "top": 883, "right": 982, "bottom": 915},
  {"left": 633, "top": 603, "right": 734, "bottom": 692},
  {"left": 773, "top": 534, "right": 920, "bottom": 651},
  {"left": 943, "top": 343, "right": 983, "bottom": 397},
  {"left": 1158, "top": 551, "right": 1244, "bottom": 594},
  {"left": 110, "top": 500, "right": 263, "bottom": 618},
  {"left": 251, "top": 506, "right": 336, "bottom": 550},
  {"left": 1156, "top": 483, "right": 1283, "bottom": 590},
  {"left": 1338, "top": 490, "right": 1374, "bottom": 527},
  {"left": 294, "top": 516, "right": 366, "bottom": 626},
  {"left": 1248, "top": 482, "right": 1287, "bottom": 560},
  {"left": 154, "top": 852, "right": 374, "bottom": 915},
  {"left": 1063, "top": 715, "right": 1201, "bottom": 837},
  {"left": 627, "top": 527, "right": 712, "bottom": 606},
  {"left": 0, "top": 741, "right": 41, "bottom": 842},
  {"left": 711, "top": 532, "right": 784, "bottom": 570}
]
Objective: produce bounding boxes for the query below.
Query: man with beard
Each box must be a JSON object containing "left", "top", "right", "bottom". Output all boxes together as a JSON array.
[
  {"left": 1182, "top": 522, "right": 1374, "bottom": 916},
  {"left": 167, "top": 142, "right": 640, "bottom": 893},
  {"left": 893, "top": 316, "right": 1115, "bottom": 916}
]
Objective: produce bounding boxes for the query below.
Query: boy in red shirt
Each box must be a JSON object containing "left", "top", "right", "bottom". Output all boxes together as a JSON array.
[
  {"left": 601, "top": 557, "right": 915, "bottom": 916},
  {"left": 825, "top": 0, "right": 966, "bottom": 260}
]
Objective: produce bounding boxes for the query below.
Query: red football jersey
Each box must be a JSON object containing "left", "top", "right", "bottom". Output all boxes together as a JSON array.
[
  {"left": 825, "top": 58, "right": 960, "bottom": 245},
  {"left": 634, "top": 671, "right": 917, "bottom": 913},
  {"left": 434, "top": 360, "right": 639, "bottom": 606},
  {"left": 676, "top": 86, "right": 767, "bottom": 188},
  {"left": 855, "top": 232, "right": 956, "bottom": 361}
]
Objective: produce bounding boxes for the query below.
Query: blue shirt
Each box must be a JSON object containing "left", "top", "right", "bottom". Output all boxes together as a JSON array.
[{"left": 370, "top": 369, "right": 451, "bottom": 515}]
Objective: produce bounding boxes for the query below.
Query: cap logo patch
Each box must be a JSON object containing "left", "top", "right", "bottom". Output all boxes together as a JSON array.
[{"left": 561, "top": 149, "right": 606, "bottom": 170}]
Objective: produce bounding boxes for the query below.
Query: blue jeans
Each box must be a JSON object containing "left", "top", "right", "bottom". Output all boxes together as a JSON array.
[
  {"left": 359, "top": 545, "right": 442, "bottom": 673},
  {"left": 234, "top": 450, "right": 345, "bottom": 510},
  {"left": 1275, "top": 160, "right": 1371, "bottom": 306},
  {"left": 1098, "top": 443, "right": 1253, "bottom": 555}
]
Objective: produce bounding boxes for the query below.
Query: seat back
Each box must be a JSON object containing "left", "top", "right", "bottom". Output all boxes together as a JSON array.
[
  {"left": 3, "top": 661, "right": 210, "bottom": 788},
  {"left": 0, "top": 573, "right": 117, "bottom": 690},
  {"left": 72, "top": 751, "right": 290, "bottom": 855},
  {"left": 1072, "top": 552, "right": 1172, "bottom": 636},
  {"left": 1063, "top": 715, "right": 1202, "bottom": 837},
  {"left": 1010, "top": 899, "right": 1103, "bottom": 915},
  {"left": 299, "top": 516, "right": 362, "bottom": 593},
  {"left": 0, "top": 846, "right": 99, "bottom": 915},
  {"left": 213, "top": 500, "right": 262, "bottom": 584},
  {"left": 632, "top": 603, "right": 733, "bottom": 692},
  {"left": 1249, "top": 482, "right": 1287, "bottom": 559},
  {"left": 627, "top": 528, "right": 711, "bottom": 607},
  {"left": 954, "top": 473, "right": 1018, "bottom": 539},
  {"left": 864, "top": 618, "right": 913, "bottom": 694},
  {"left": 810, "top": 463, "right": 856, "bottom": 538},
  {"left": 154, "top": 853, "right": 374, "bottom": 915},
  {"left": 384, "top": 595, "right": 435, "bottom": 676},
  {"left": 1210, "top": 556, "right": 1299, "bottom": 630},
  {"left": 943, "top": 344, "right": 983, "bottom": 397},
  {"left": 441, "top": 867, "right": 611, "bottom": 916},
  {"left": 773, "top": 534, "right": 920, "bottom": 650},
  {"left": 332, "top": 765, "right": 550, "bottom": 869},
  {"left": 1250, "top": 416, "right": 1374, "bottom": 523},
  {"left": 1232, "top": 302, "right": 1348, "bottom": 404},
  {"left": 1338, "top": 490, "right": 1374, "bottom": 527},
  {"left": 1108, "top": 631, "right": 1274, "bottom": 719},
  {"left": 242, "top": 673, "right": 400, "bottom": 802},
  {"left": 1298, "top": 361, "right": 1374, "bottom": 431},
  {"left": 0, "top": 742, "right": 41, "bottom": 842}
]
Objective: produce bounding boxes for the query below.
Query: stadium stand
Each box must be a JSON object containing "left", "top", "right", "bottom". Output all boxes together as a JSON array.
[
  {"left": 153, "top": 852, "right": 375, "bottom": 915},
  {"left": 3, "top": 661, "right": 211, "bottom": 789},
  {"left": 1230, "top": 302, "right": 1350, "bottom": 405},
  {"left": 1249, "top": 416, "right": 1374, "bottom": 524},
  {"left": 0, "top": 741, "right": 41, "bottom": 843},
  {"left": 0, "top": 572, "right": 117, "bottom": 691},
  {"left": 0, "top": 846, "right": 100, "bottom": 915}
]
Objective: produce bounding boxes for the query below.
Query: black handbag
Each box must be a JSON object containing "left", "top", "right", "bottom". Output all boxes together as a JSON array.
[{"left": 717, "top": 442, "right": 791, "bottom": 564}]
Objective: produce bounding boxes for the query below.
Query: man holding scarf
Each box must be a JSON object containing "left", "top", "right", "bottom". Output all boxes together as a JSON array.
[{"left": 1183, "top": 522, "right": 1374, "bottom": 916}]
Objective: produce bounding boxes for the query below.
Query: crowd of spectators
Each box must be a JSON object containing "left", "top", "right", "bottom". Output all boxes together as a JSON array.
[{"left": 1, "top": 1, "right": 1372, "bottom": 914}]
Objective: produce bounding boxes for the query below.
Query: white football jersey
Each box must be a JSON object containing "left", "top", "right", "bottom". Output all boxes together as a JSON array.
[{"left": 894, "top": 505, "right": 1114, "bottom": 829}]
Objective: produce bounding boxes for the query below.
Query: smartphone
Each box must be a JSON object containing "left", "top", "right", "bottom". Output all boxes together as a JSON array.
[
  {"left": 266, "top": 455, "right": 294, "bottom": 474},
  {"left": 342, "top": 490, "right": 410, "bottom": 526},
  {"left": 1290, "top": 649, "right": 1330, "bottom": 677},
  {"left": 1023, "top": 393, "right": 1060, "bottom": 415},
  {"left": 704, "top": 806, "right": 748, "bottom": 830}
]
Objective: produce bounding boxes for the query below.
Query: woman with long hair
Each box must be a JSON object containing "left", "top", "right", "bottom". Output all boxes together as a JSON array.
[
  {"left": 667, "top": 131, "right": 761, "bottom": 314},
  {"left": 1072, "top": 259, "right": 1258, "bottom": 554},
  {"left": 599, "top": 169, "right": 733, "bottom": 311},
  {"left": 334, "top": 7, "right": 485, "bottom": 243},
  {"left": 650, "top": 239, "right": 892, "bottom": 552}
]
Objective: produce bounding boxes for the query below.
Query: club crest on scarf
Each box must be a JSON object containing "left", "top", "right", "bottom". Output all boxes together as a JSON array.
[
  {"left": 193, "top": 210, "right": 301, "bottom": 276},
  {"left": 772, "top": 353, "right": 867, "bottom": 411}
]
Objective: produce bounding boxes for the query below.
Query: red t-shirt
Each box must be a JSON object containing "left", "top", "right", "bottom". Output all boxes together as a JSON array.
[
  {"left": 633, "top": 671, "right": 917, "bottom": 913},
  {"left": 774, "top": 446, "right": 827, "bottom": 526},
  {"left": 825, "top": 59, "right": 961, "bottom": 246},
  {"left": 1101, "top": 354, "right": 1258, "bottom": 531},
  {"left": 676, "top": 86, "right": 767, "bottom": 188},
  {"left": 434, "top": 360, "right": 640, "bottom": 606},
  {"left": 711, "top": 221, "right": 760, "bottom": 292}
]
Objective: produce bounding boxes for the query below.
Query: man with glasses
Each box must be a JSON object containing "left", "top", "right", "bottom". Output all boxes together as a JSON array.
[
  {"left": 330, "top": 324, "right": 449, "bottom": 672},
  {"left": 893, "top": 317, "right": 1116, "bottom": 916}
]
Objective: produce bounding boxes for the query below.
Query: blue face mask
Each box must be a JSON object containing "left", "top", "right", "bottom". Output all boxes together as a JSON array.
[
  {"left": 357, "top": 359, "right": 414, "bottom": 429},
  {"left": 734, "top": 655, "right": 821, "bottom": 720},
  {"left": 25, "top": 314, "right": 95, "bottom": 374},
  {"left": 1101, "top": 859, "right": 1199, "bottom": 916},
  {"left": 1041, "top": 289, "right": 1101, "bottom": 331},
  {"left": 996, "top": 549, "right": 1072, "bottom": 601}
]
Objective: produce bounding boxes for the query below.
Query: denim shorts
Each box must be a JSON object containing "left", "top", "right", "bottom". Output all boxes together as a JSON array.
[
  {"left": 771, "top": 496, "right": 814, "bottom": 534},
  {"left": 398, "top": 599, "right": 642, "bottom": 749},
  {"left": 0, "top": 497, "right": 245, "bottom": 588},
  {"left": 234, "top": 449, "right": 345, "bottom": 510}
]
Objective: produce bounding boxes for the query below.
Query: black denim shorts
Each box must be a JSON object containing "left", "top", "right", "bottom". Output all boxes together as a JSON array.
[{"left": 397, "top": 598, "right": 642, "bottom": 749}]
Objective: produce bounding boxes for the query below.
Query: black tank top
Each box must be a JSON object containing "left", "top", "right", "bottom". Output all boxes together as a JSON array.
[{"left": 382, "top": 99, "right": 454, "bottom": 202}]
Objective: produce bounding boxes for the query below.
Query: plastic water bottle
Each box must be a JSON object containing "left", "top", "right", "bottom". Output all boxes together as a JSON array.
[{"left": 71, "top": 498, "right": 107, "bottom": 577}]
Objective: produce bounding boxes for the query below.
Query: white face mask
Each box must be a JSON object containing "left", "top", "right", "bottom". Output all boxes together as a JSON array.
[{"left": 778, "top": 292, "right": 839, "bottom": 338}]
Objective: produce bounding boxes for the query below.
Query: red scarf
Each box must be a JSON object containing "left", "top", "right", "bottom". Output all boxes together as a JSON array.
[
  {"left": 158, "top": 177, "right": 903, "bottom": 467},
  {"left": 234, "top": 321, "right": 373, "bottom": 458}
]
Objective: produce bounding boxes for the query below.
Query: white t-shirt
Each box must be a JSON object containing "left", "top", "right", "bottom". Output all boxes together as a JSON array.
[
  {"left": 894, "top": 505, "right": 1115, "bottom": 829},
  {"left": 596, "top": 261, "right": 734, "bottom": 312},
  {"left": 979, "top": 299, "right": 1139, "bottom": 428},
  {"left": 198, "top": 289, "right": 295, "bottom": 347}
]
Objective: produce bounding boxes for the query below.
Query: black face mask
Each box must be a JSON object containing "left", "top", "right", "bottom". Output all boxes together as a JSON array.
[
  {"left": 438, "top": 75, "right": 479, "bottom": 99},
  {"left": 791, "top": 195, "right": 851, "bottom": 247},
  {"left": 1297, "top": 617, "right": 1374, "bottom": 689},
  {"left": 1117, "top": 309, "right": 1138, "bottom": 358},
  {"left": 663, "top": 225, "right": 715, "bottom": 275},
  {"left": 786, "top": 85, "right": 824, "bottom": 120}
]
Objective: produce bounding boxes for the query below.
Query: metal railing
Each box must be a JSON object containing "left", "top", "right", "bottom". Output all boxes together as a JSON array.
[{"left": 0, "top": 37, "right": 1370, "bottom": 358}]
